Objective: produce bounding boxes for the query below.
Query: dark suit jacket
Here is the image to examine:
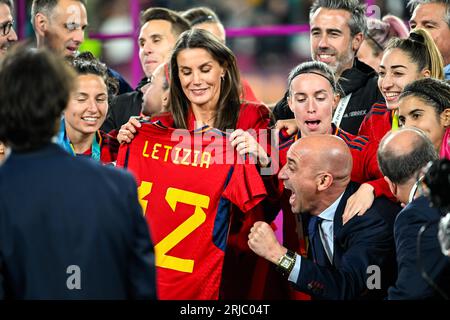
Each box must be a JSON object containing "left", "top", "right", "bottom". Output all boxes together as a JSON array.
[
  {"left": 101, "top": 78, "right": 147, "bottom": 133},
  {"left": 388, "top": 196, "right": 450, "bottom": 299},
  {"left": 0, "top": 143, "right": 156, "bottom": 299},
  {"left": 294, "top": 182, "right": 400, "bottom": 299}
]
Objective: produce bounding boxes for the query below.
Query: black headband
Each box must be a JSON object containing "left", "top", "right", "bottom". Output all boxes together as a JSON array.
[
  {"left": 295, "top": 71, "right": 337, "bottom": 91},
  {"left": 402, "top": 87, "right": 443, "bottom": 107}
]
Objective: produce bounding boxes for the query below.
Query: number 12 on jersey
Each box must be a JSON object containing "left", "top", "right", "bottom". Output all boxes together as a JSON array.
[{"left": 138, "top": 180, "right": 210, "bottom": 273}]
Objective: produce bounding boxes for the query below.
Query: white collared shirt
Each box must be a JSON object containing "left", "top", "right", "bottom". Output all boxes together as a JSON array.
[{"left": 288, "top": 192, "right": 345, "bottom": 283}]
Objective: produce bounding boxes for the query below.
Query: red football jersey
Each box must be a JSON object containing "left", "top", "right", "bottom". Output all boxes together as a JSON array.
[
  {"left": 116, "top": 122, "right": 267, "bottom": 300},
  {"left": 358, "top": 102, "right": 393, "bottom": 143}
]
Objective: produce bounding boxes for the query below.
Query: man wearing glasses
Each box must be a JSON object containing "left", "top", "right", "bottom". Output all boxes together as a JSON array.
[
  {"left": 0, "top": 0, "right": 17, "bottom": 165},
  {"left": 0, "top": 0, "right": 16, "bottom": 58}
]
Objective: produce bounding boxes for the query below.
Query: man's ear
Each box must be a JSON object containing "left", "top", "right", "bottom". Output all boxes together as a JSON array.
[
  {"left": 384, "top": 176, "right": 398, "bottom": 199},
  {"left": 161, "top": 91, "right": 170, "bottom": 109},
  {"left": 352, "top": 32, "right": 364, "bottom": 52},
  {"left": 34, "top": 13, "right": 49, "bottom": 37},
  {"left": 317, "top": 172, "right": 333, "bottom": 191}
]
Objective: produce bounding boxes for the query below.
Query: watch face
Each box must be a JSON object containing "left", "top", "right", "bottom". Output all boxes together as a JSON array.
[{"left": 280, "top": 256, "right": 292, "bottom": 268}]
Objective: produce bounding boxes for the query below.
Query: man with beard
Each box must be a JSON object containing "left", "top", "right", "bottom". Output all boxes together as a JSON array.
[{"left": 273, "top": 0, "right": 383, "bottom": 135}]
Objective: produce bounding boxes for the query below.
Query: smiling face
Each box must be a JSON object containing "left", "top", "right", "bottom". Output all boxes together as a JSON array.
[
  {"left": 64, "top": 74, "right": 108, "bottom": 136},
  {"left": 176, "top": 47, "right": 225, "bottom": 110},
  {"left": 310, "top": 8, "right": 361, "bottom": 77},
  {"left": 138, "top": 19, "right": 177, "bottom": 77},
  {"left": 398, "top": 95, "right": 448, "bottom": 150},
  {"left": 41, "top": 0, "right": 88, "bottom": 57},
  {"left": 0, "top": 3, "right": 17, "bottom": 57},
  {"left": 378, "top": 48, "right": 429, "bottom": 110},
  {"left": 288, "top": 73, "right": 337, "bottom": 136}
]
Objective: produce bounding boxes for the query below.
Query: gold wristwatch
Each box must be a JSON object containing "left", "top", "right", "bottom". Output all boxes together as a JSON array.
[{"left": 276, "top": 249, "right": 296, "bottom": 277}]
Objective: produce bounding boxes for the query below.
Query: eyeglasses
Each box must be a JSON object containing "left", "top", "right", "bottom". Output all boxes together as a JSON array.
[{"left": 1, "top": 20, "right": 14, "bottom": 36}]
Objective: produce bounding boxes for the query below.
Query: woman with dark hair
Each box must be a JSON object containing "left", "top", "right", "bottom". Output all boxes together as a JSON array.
[
  {"left": 181, "top": 6, "right": 260, "bottom": 103},
  {"left": 0, "top": 48, "right": 156, "bottom": 299},
  {"left": 167, "top": 29, "right": 262, "bottom": 128},
  {"left": 57, "top": 51, "right": 120, "bottom": 164},
  {"left": 119, "top": 28, "right": 270, "bottom": 147},
  {"left": 359, "top": 28, "right": 444, "bottom": 142},
  {"left": 343, "top": 30, "right": 445, "bottom": 222},
  {"left": 158, "top": 30, "right": 271, "bottom": 299},
  {"left": 116, "top": 28, "right": 271, "bottom": 300},
  {"left": 398, "top": 77, "right": 450, "bottom": 159}
]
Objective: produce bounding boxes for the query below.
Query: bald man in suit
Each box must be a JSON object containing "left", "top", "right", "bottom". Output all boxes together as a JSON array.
[{"left": 249, "top": 135, "right": 400, "bottom": 299}]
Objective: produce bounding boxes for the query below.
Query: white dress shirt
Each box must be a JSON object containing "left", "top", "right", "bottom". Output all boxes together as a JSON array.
[{"left": 288, "top": 192, "right": 344, "bottom": 283}]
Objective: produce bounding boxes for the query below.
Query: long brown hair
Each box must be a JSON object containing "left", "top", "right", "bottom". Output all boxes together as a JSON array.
[
  {"left": 385, "top": 28, "right": 445, "bottom": 80},
  {"left": 169, "top": 28, "right": 241, "bottom": 130}
]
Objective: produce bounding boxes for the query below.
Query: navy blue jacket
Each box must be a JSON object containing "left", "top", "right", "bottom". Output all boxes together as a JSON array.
[
  {"left": 101, "top": 78, "right": 147, "bottom": 133},
  {"left": 108, "top": 67, "right": 133, "bottom": 95},
  {"left": 0, "top": 144, "right": 156, "bottom": 299},
  {"left": 388, "top": 196, "right": 450, "bottom": 299},
  {"left": 294, "top": 183, "right": 400, "bottom": 299}
]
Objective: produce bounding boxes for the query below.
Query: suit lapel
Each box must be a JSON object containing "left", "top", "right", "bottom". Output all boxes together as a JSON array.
[{"left": 332, "top": 182, "right": 359, "bottom": 266}]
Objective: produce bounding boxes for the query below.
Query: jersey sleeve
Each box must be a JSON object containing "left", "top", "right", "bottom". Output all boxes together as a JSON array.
[
  {"left": 237, "top": 103, "right": 271, "bottom": 132},
  {"left": 358, "top": 103, "right": 388, "bottom": 141},
  {"left": 348, "top": 137, "right": 396, "bottom": 201},
  {"left": 222, "top": 162, "right": 267, "bottom": 212},
  {"left": 116, "top": 143, "right": 130, "bottom": 168},
  {"left": 358, "top": 111, "right": 372, "bottom": 138}
]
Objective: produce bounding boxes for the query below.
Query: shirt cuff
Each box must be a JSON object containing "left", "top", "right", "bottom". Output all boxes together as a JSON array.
[{"left": 288, "top": 253, "right": 301, "bottom": 282}]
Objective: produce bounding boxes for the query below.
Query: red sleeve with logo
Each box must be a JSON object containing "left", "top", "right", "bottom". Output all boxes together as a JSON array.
[{"left": 358, "top": 102, "right": 392, "bottom": 143}]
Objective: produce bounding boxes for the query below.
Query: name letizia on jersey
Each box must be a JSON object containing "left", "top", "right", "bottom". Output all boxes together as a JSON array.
[
  {"left": 140, "top": 128, "right": 276, "bottom": 169},
  {"left": 142, "top": 141, "right": 212, "bottom": 168}
]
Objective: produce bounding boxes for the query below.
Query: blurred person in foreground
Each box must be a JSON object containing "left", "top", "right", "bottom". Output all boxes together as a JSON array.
[{"left": 0, "top": 47, "right": 156, "bottom": 299}]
